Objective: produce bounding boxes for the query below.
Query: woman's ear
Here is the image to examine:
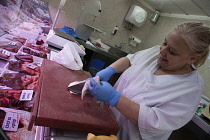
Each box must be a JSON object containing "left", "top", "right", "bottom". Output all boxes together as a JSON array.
[{"left": 190, "top": 54, "right": 201, "bottom": 64}]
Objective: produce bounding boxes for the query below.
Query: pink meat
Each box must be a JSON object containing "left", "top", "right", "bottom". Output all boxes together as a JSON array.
[
  {"left": 21, "top": 62, "right": 40, "bottom": 75},
  {"left": 81, "top": 76, "right": 100, "bottom": 100}
]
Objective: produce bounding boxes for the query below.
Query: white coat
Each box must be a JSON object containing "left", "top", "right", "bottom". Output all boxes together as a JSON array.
[{"left": 111, "top": 45, "right": 204, "bottom": 140}]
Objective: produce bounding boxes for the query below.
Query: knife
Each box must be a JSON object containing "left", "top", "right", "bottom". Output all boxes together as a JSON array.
[{"left": 68, "top": 80, "right": 87, "bottom": 94}]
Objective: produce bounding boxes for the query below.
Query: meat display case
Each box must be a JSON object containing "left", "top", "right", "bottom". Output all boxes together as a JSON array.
[{"left": 28, "top": 59, "right": 120, "bottom": 136}]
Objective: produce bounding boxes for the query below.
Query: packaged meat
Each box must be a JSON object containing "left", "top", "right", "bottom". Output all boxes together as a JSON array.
[
  {"left": 7, "top": 60, "right": 40, "bottom": 76},
  {"left": 25, "top": 43, "right": 51, "bottom": 54},
  {"left": 6, "top": 37, "right": 27, "bottom": 45},
  {"left": 0, "top": 41, "right": 22, "bottom": 53},
  {"left": 0, "top": 89, "right": 33, "bottom": 112},
  {"left": 0, "top": 50, "right": 10, "bottom": 60},
  {"left": 21, "top": 62, "right": 41, "bottom": 75},
  {"left": 22, "top": 47, "right": 47, "bottom": 59},
  {"left": 7, "top": 60, "right": 23, "bottom": 72},
  {"left": 0, "top": 73, "right": 26, "bottom": 90},
  {"left": 0, "top": 73, "right": 39, "bottom": 91},
  {"left": 15, "top": 54, "right": 34, "bottom": 63}
]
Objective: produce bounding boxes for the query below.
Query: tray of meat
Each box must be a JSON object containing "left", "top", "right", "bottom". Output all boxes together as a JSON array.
[
  {"left": 0, "top": 107, "right": 36, "bottom": 140},
  {"left": 0, "top": 89, "right": 34, "bottom": 112},
  {"left": 0, "top": 34, "right": 27, "bottom": 45},
  {"left": 0, "top": 72, "right": 39, "bottom": 91},
  {"left": 21, "top": 46, "right": 48, "bottom": 59},
  {"left": 25, "top": 43, "right": 51, "bottom": 54},
  {"left": 5, "top": 37, "right": 27, "bottom": 45},
  {"left": 6, "top": 60, "right": 41, "bottom": 76},
  {"left": 0, "top": 48, "right": 15, "bottom": 61},
  {"left": 0, "top": 41, "right": 23, "bottom": 53},
  {"left": 15, "top": 52, "right": 44, "bottom": 63},
  {"left": 14, "top": 54, "right": 34, "bottom": 63}
]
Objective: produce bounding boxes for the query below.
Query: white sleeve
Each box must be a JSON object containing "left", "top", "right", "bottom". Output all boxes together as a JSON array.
[{"left": 138, "top": 81, "right": 203, "bottom": 139}]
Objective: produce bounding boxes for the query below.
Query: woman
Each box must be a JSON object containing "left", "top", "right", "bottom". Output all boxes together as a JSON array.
[{"left": 88, "top": 22, "right": 210, "bottom": 140}]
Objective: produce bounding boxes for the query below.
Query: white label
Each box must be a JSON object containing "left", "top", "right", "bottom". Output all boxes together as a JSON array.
[
  {"left": 2, "top": 112, "right": 20, "bottom": 132},
  {"left": 19, "top": 90, "right": 33, "bottom": 101},
  {"left": 33, "top": 50, "right": 39, "bottom": 53},
  {"left": 2, "top": 50, "right": 11, "bottom": 56},
  {"left": 26, "top": 64, "right": 37, "bottom": 69},
  {"left": 36, "top": 62, "right": 42, "bottom": 67},
  {"left": 8, "top": 41, "right": 17, "bottom": 45},
  {"left": 32, "top": 44, "right": 38, "bottom": 47}
]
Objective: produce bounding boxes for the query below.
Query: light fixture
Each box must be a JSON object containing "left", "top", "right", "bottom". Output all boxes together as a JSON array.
[{"left": 150, "top": 10, "right": 160, "bottom": 23}]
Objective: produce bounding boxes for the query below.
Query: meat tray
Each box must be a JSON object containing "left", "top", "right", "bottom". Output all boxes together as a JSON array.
[{"left": 28, "top": 59, "right": 120, "bottom": 135}]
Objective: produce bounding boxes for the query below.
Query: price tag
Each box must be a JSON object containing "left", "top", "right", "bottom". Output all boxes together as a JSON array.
[
  {"left": 36, "top": 62, "right": 42, "bottom": 67},
  {"left": 8, "top": 41, "right": 17, "bottom": 45},
  {"left": 26, "top": 64, "right": 37, "bottom": 69},
  {"left": 2, "top": 50, "right": 11, "bottom": 56},
  {"left": 32, "top": 44, "right": 37, "bottom": 47},
  {"left": 2, "top": 112, "right": 20, "bottom": 132},
  {"left": 33, "top": 50, "right": 39, "bottom": 53},
  {"left": 19, "top": 90, "right": 33, "bottom": 101}
]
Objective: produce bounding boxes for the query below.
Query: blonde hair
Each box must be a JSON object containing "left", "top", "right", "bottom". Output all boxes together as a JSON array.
[{"left": 173, "top": 22, "right": 210, "bottom": 68}]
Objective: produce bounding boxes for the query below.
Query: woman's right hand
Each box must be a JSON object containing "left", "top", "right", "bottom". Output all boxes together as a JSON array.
[{"left": 96, "top": 67, "right": 116, "bottom": 81}]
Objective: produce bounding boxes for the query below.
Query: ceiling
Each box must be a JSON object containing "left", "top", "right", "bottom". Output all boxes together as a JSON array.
[{"left": 140, "top": 0, "right": 210, "bottom": 20}]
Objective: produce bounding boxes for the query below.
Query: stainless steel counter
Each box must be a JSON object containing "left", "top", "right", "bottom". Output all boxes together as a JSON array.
[
  {"left": 76, "top": 39, "right": 128, "bottom": 60},
  {"left": 35, "top": 126, "right": 90, "bottom": 140}
]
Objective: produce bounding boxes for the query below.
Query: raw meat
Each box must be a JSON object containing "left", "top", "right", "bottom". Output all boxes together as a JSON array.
[
  {"left": 81, "top": 76, "right": 100, "bottom": 100},
  {"left": 21, "top": 62, "right": 41, "bottom": 75},
  {"left": 22, "top": 75, "right": 39, "bottom": 91},
  {"left": 8, "top": 60, "right": 23, "bottom": 72},
  {"left": 23, "top": 47, "right": 47, "bottom": 58},
  {"left": 6, "top": 37, "right": 27, "bottom": 45},
  {"left": 0, "top": 73, "right": 39, "bottom": 91},
  {"left": 8, "top": 61, "right": 40, "bottom": 75},
  {"left": 36, "top": 39, "right": 44, "bottom": 45},
  {"left": 0, "top": 73, "right": 26, "bottom": 89},
  {"left": 25, "top": 43, "right": 50, "bottom": 53},
  {"left": 0, "top": 90, "right": 33, "bottom": 112},
  {"left": 0, "top": 50, "right": 10, "bottom": 60},
  {"left": 15, "top": 54, "right": 33, "bottom": 63},
  {"left": 0, "top": 41, "right": 22, "bottom": 53}
]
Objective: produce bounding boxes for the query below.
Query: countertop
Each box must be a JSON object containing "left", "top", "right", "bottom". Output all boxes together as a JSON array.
[{"left": 76, "top": 39, "right": 128, "bottom": 60}]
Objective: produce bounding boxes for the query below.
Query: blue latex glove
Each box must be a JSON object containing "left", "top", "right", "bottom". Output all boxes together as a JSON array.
[
  {"left": 88, "top": 78, "right": 121, "bottom": 107},
  {"left": 96, "top": 67, "right": 116, "bottom": 81}
]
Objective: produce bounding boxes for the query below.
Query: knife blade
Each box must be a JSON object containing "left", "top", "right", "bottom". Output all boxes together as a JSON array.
[{"left": 68, "top": 80, "right": 86, "bottom": 94}]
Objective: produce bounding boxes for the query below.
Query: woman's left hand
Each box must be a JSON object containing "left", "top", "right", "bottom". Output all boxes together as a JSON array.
[{"left": 88, "top": 78, "right": 121, "bottom": 107}]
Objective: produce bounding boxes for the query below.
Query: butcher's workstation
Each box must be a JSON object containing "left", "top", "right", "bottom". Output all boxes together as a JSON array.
[{"left": 0, "top": 0, "right": 120, "bottom": 140}]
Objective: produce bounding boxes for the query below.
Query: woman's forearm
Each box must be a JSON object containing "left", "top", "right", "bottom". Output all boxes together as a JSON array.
[
  {"left": 115, "top": 95, "right": 139, "bottom": 125},
  {"left": 109, "top": 57, "right": 130, "bottom": 73},
  {"left": 109, "top": 57, "right": 139, "bottom": 124}
]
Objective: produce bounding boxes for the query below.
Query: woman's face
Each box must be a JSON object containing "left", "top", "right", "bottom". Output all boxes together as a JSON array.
[{"left": 157, "top": 31, "right": 194, "bottom": 72}]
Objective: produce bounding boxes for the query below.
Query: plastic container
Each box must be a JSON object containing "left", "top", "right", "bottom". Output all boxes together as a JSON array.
[{"left": 90, "top": 58, "right": 105, "bottom": 70}]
